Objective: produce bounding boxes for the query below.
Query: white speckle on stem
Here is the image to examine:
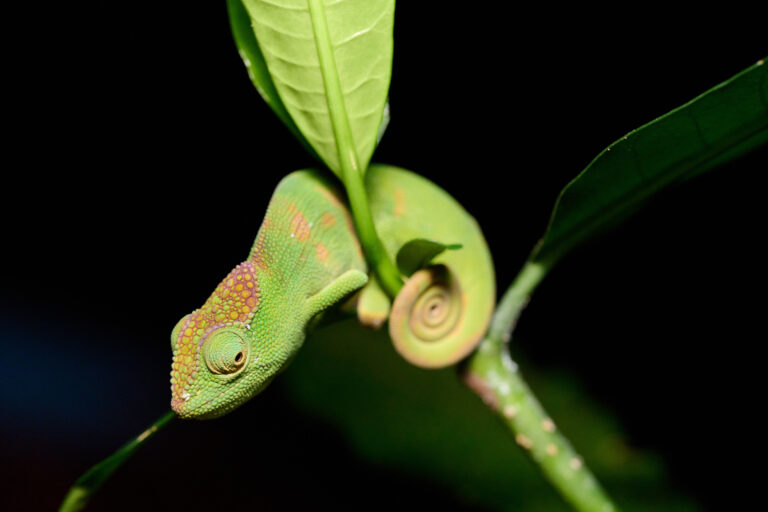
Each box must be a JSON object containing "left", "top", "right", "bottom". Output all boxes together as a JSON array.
[
  {"left": 501, "top": 351, "right": 518, "bottom": 373},
  {"left": 487, "top": 370, "right": 502, "bottom": 387},
  {"left": 542, "top": 418, "right": 555, "bottom": 432},
  {"left": 479, "top": 342, "right": 494, "bottom": 353},
  {"left": 503, "top": 405, "right": 518, "bottom": 419},
  {"left": 570, "top": 457, "right": 583, "bottom": 470},
  {"left": 546, "top": 443, "right": 558, "bottom": 456}
]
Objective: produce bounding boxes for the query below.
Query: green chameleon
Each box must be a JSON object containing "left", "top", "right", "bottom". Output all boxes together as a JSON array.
[{"left": 170, "top": 164, "right": 495, "bottom": 419}]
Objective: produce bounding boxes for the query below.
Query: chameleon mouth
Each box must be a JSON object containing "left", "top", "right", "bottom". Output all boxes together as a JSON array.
[
  {"left": 170, "top": 393, "right": 236, "bottom": 420},
  {"left": 170, "top": 389, "right": 217, "bottom": 419},
  {"left": 170, "top": 382, "right": 198, "bottom": 418},
  {"left": 170, "top": 397, "right": 187, "bottom": 417}
]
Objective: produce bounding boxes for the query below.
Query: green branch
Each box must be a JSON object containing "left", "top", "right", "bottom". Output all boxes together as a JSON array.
[{"left": 464, "top": 262, "right": 618, "bottom": 512}]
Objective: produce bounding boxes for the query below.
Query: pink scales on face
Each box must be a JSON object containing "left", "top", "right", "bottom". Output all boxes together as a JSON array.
[{"left": 170, "top": 261, "right": 261, "bottom": 410}]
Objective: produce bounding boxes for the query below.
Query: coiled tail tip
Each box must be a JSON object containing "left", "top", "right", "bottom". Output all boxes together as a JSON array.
[{"left": 389, "top": 265, "right": 484, "bottom": 368}]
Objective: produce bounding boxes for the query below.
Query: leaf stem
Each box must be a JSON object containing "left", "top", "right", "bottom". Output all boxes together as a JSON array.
[
  {"left": 59, "top": 410, "right": 176, "bottom": 512},
  {"left": 465, "top": 262, "right": 618, "bottom": 512},
  {"left": 307, "top": 0, "right": 403, "bottom": 297}
]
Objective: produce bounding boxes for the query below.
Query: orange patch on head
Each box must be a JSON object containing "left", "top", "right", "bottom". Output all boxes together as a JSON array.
[
  {"left": 394, "top": 188, "right": 406, "bottom": 217},
  {"left": 290, "top": 211, "right": 311, "bottom": 241},
  {"left": 315, "top": 242, "right": 329, "bottom": 262}
]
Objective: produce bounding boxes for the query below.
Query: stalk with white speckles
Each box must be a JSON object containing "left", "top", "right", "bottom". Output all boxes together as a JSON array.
[{"left": 464, "top": 262, "right": 618, "bottom": 512}]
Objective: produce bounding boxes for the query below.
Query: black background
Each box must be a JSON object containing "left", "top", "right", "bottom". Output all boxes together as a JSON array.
[{"left": 2, "top": 3, "right": 766, "bottom": 511}]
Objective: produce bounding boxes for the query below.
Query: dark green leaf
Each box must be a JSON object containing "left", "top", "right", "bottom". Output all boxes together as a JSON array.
[
  {"left": 396, "top": 238, "right": 462, "bottom": 276},
  {"left": 533, "top": 58, "right": 768, "bottom": 266}
]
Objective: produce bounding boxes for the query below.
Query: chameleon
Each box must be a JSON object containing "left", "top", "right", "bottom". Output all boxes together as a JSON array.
[{"left": 170, "top": 164, "right": 495, "bottom": 419}]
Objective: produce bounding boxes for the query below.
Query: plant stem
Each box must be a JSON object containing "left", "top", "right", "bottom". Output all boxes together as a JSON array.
[
  {"left": 464, "top": 261, "right": 618, "bottom": 512},
  {"left": 308, "top": 0, "right": 403, "bottom": 297},
  {"left": 59, "top": 410, "right": 176, "bottom": 512},
  {"left": 488, "top": 260, "right": 548, "bottom": 346}
]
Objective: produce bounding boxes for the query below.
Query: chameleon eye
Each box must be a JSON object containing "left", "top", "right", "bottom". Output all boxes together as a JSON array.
[{"left": 203, "top": 327, "right": 249, "bottom": 375}]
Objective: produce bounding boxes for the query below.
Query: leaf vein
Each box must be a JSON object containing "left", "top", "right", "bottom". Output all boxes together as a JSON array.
[{"left": 252, "top": 17, "right": 314, "bottom": 41}]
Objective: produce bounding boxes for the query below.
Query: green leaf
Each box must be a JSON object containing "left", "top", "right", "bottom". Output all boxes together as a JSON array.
[
  {"left": 239, "top": 0, "right": 394, "bottom": 176},
  {"left": 227, "top": 0, "right": 318, "bottom": 158},
  {"left": 396, "top": 238, "right": 463, "bottom": 277},
  {"left": 377, "top": 100, "right": 391, "bottom": 145},
  {"left": 533, "top": 58, "right": 768, "bottom": 266}
]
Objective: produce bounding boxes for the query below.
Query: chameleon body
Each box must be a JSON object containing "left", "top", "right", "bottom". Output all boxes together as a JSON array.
[{"left": 170, "top": 165, "right": 495, "bottom": 419}]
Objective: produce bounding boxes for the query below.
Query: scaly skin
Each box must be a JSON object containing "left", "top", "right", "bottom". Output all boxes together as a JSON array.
[{"left": 170, "top": 165, "right": 495, "bottom": 419}]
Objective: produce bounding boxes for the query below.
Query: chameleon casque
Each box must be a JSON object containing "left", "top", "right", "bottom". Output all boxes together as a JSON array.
[{"left": 170, "top": 164, "right": 495, "bottom": 419}]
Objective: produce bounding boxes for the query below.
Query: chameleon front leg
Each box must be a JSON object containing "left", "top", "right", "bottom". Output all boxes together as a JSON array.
[{"left": 304, "top": 269, "right": 368, "bottom": 320}]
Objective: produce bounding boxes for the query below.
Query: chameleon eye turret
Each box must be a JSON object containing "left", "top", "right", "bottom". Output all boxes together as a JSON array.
[{"left": 203, "top": 327, "right": 250, "bottom": 375}]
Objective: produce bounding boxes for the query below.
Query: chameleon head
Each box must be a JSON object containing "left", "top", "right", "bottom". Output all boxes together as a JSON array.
[{"left": 170, "top": 261, "right": 276, "bottom": 419}]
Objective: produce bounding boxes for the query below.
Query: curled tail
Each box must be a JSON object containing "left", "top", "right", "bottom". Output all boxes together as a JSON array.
[{"left": 362, "top": 165, "right": 496, "bottom": 368}]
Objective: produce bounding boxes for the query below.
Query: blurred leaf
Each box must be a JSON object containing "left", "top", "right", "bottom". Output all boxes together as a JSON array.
[
  {"left": 533, "top": 59, "right": 767, "bottom": 265},
  {"left": 282, "top": 320, "right": 699, "bottom": 511},
  {"left": 239, "top": 0, "right": 394, "bottom": 176},
  {"left": 396, "top": 238, "right": 462, "bottom": 276}
]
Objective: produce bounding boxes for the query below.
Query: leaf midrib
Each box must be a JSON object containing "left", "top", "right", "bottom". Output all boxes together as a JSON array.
[{"left": 307, "top": 0, "right": 361, "bottom": 177}]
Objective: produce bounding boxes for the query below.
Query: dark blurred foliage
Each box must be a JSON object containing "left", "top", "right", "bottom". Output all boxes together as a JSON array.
[{"left": 2, "top": 2, "right": 766, "bottom": 511}]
